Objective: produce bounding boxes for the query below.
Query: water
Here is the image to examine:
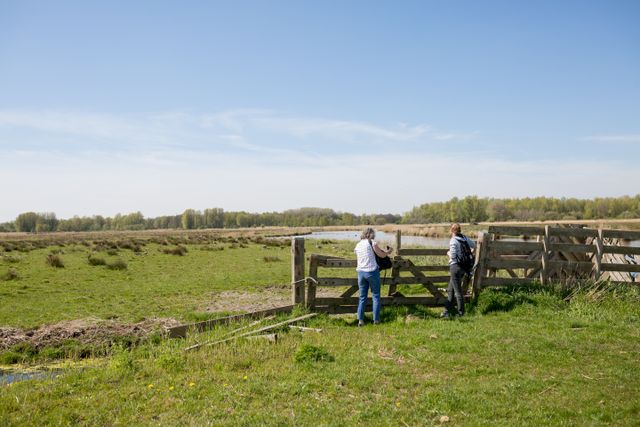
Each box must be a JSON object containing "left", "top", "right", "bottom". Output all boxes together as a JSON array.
[
  {"left": 0, "top": 369, "right": 60, "bottom": 385},
  {"left": 293, "top": 230, "right": 451, "bottom": 247},
  {"left": 295, "top": 230, "right": 640, "bottom": 248}
]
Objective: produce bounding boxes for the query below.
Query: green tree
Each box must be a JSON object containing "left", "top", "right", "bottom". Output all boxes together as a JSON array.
[{"left": 15, "top": 212, "right": 39, "bottom": 232}]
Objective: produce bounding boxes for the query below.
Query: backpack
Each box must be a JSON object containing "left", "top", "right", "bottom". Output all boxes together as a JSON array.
[
  {"left": 369, "top": 240, "right": 392, "bottom": 270},
  {"left": 455, "top": 236, "right": 475, "bottom": 274}
]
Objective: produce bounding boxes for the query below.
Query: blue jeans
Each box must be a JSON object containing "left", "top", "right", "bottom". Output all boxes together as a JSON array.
[{"left": 357, "top": 269, "right": 381, "bottom": 322}]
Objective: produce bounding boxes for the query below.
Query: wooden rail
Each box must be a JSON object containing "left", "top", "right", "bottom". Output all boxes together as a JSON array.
[
  {"left": 299, "top": 234, "right": 455, "bottom": 313},
  {"left": 475, "top": 225, "right": 640, "bottom": 289},
  {"left": 290, "top": 226, "right": 639, "bottom": 315}
]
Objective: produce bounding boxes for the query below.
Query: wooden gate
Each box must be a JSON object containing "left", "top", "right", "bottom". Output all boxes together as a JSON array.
[
  {"left": 474, "top": 225, "right": 640, "bottom": 290},
  {"left": 292, "top": 231, "right": 473, "bottom": 313}
]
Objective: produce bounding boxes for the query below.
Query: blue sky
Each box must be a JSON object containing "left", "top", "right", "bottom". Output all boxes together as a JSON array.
[{"left": 1, "top": 0, "right": 639, "bottom": 221}]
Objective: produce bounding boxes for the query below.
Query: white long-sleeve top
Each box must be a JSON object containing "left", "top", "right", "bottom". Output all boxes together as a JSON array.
[{"left": 354, "top": 239, "right": 379, "bottom": 272}]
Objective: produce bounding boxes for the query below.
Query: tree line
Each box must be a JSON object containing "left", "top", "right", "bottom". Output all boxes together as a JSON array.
[
  {"left": 402, "top": 195, "right": 640, "bottom": 223},
  {"left": 1, "top": 195, "right": 638, "bottom": 233},
  {"left": 1, "top": 208, "right": 401, "bottom": 232}
]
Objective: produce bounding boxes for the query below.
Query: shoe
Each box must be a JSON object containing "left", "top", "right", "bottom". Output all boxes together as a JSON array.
[
  {"left": 440, "top": 311, "right": 450, "bottom": 319},
  {"left": 358, "top": 320, "right": 365, "bottom": 327},
  {"left": 374, "top": 321, "right": 380, "bottom": 325}
]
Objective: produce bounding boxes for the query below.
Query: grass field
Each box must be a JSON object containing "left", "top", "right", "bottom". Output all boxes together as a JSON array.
[
  {"left": 0, "top": 239, "right": 296, "bottom": 328},
  {"left": 1, "top": 286, "right": 639, "bottom": 426},
  {"left": 1, "top": 228, "right": 640, "bottom": 425}
]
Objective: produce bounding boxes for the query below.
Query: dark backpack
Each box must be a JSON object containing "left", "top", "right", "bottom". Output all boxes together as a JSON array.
[
  {"left": 455, "top": 236, "right": 475, "bottom": 274},
  {"left": 369, "top": 240, "right": 392, "bottom": 270}
]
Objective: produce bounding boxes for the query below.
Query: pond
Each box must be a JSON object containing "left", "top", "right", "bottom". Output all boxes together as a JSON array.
[
  {"left": 293, "top": 230, "right": 451, "bottom": 247},
  {"left": 0, "top": 368, "right": 61, "bottom": 385}
]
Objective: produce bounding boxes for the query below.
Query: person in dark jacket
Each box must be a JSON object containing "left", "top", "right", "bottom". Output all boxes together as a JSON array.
[{"left": 442, "top": 223, "right": 475, "bottom": 318}]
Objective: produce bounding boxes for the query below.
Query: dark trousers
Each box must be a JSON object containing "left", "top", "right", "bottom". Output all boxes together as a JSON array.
[{"left": 445, "top": 263, "right": 465, "bottom": 314}]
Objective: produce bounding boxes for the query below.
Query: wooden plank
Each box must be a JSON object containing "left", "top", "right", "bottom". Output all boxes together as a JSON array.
[
  {"left": 289, "top": 325, "right": 323, "bottom": 333},
  {"left": 487, "top": 259, "right": 540, "bottom": 269},
  {"left": 602, "top": 245, "right": 640, "bottom": 256},
  {"left": 487, "top": 225, "right": 545, "bottom": 236},
  {"left": 314, "top": 296, "right": 440, "bottom": 306},
  {"left": 185, "top": 313, "right": 318, "bottom": 351},
  {"left": 396, "top": 230, "right": 402, "bottom": 255},
  {"left": 482, "top": 277, "right": 538, "bottom": 286},
  {"left": 220, "top": 316, "right": 275, "bottom": 338},
  {"left": 402, "top": 259, "right": 447, "bottom": 301},
  {"left": 317, "top": 278, "right": 359, "bottom": 287},
  {"left": 395, "top": 275, "right": 450, "bottom": 284},
  {"left": 490, "top": 241, "right": 543, "bottom": 253},
  {"left": 601, "top": 229, "right": 640, "bottom": 240},
  {"left": 311, "top": 254, "right": 335, "bottom": 265},
  {"left": 398, "top": 248, "right": 449, "bottom": 256},
  {"left": 291, "top": 237, "right": 305, "bottom": 305},
  {"left": 340, "top": 285, "right": 359, "bottom": 297},
  {"left": 540, "top": 228, "right": 550, "bottom": 285},
  {"left": 594, "top": 231, "right": 604, "bottom": 279},
  {"left": 548, "top": 243, "right": 596, "bottom": 253},
  {"left": 167, "top": 305, "right": 295, "bottom": 338},
  {"left": 316, "top": 275, "right": 450, "bottom": 287},
  {"left": 473, "top": 232, "right": 492, "bottom": 292},
  {"left": 323, "top": 259, "right": 357, "bottom": 268},
  {"left": 548, "top": 227, "right": 599, "bottom": 238},
  {"left": 600, "top": 263, "right": 640, "bottom": 273},
  {"left": 412, "top": 265, "right": 451, "bottom": 272}
]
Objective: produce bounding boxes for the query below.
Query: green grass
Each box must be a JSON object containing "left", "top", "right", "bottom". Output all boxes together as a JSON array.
[
  {"left": 0, "top": 241, "right": 306, "bottom": 328},
  {"left": 1, "top": 233, "right": 639, "bottom": 425},
  {"left": 1, "top": 285, "right": 639, "bottom": 425}
]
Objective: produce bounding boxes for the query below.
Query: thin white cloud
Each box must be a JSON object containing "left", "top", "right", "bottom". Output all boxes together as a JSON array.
[
  {"left": 0, "top": 109, "right": 473, "bottom": 154},
  {"left": 580, "top": 134, "right": 640, "bottom": 143},
  {"left": 1, "top": 146, "right": 639, "bottom": 221}
]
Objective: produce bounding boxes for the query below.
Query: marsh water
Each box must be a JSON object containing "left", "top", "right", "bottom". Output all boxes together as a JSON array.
[
  {"left": 295, "top": 230, "right": 451, "bottom": 247},
  {"left": 0, "top": 368, "right": 60, "bottom": 385}
]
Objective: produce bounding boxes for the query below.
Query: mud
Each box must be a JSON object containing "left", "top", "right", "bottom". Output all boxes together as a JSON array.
[{"left": 0, "top": 317, "right": 180, "bottom": 350}]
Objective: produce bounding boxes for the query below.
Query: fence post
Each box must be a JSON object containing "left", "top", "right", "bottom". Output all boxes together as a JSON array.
[
  {"left": 472, "top": 232, "right": 491, "bottom": 296},
  {"left": 540, "top": 226, "right": 550, "bottom": 285},
  {"left": 388, "top": 230, "right": 402, "bottom": 296},
  {"left": 291, "top": 237, "right": 305, "bottom": 306},
  {"left": 594, "top": 228, "right": 604, "bottom": 280},
  {"left": 307, "top": 255, "right": 318, "bottom": 309}
]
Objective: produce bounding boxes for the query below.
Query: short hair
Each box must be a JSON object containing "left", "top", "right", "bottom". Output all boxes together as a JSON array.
[
  {"left": 450, "top": 223, "right": 462, "bottom": 234},
  {"left": 360, "top": 227, "right": 376, "bottom": 240}
]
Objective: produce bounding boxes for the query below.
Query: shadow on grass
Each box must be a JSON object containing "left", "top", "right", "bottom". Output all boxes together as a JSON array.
[{"left": 321, "top": 304, "right": 440, "bottom": 327}]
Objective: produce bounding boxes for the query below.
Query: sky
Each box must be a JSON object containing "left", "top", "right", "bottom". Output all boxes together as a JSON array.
[{"left": 1, "top": 0, "right": 639, "bottom": 221}]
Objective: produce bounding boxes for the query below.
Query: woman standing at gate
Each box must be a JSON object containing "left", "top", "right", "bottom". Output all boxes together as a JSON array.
[{"left": 354, "top": 227, "right": 393, "bottom": 326}]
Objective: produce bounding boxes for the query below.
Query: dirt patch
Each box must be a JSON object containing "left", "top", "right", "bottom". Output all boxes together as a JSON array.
[
  {"left": 0, "top": 317, "right": 180, "bottom": 350},
  {"left": 201, "top": 285, "right": 338, "bottom": 313}
]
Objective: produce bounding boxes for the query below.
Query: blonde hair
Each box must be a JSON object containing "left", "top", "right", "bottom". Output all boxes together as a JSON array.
[
  {"left": 450, "top": 223, "right": 462, "bottom": 235},
  {"left": 360, "top": 227, "right": 376, "bottom": 240}
]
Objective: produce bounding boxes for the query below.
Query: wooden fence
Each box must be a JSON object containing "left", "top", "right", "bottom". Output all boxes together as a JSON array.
[
  {"left": 474, "top": 225, "right": 640, "bottom": 290},
  {"left": 292, "top": 225, "right": 640, "bottom": 314},
  {"left": 292, "top": 232, "right": 472, "bottom": 313}
]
